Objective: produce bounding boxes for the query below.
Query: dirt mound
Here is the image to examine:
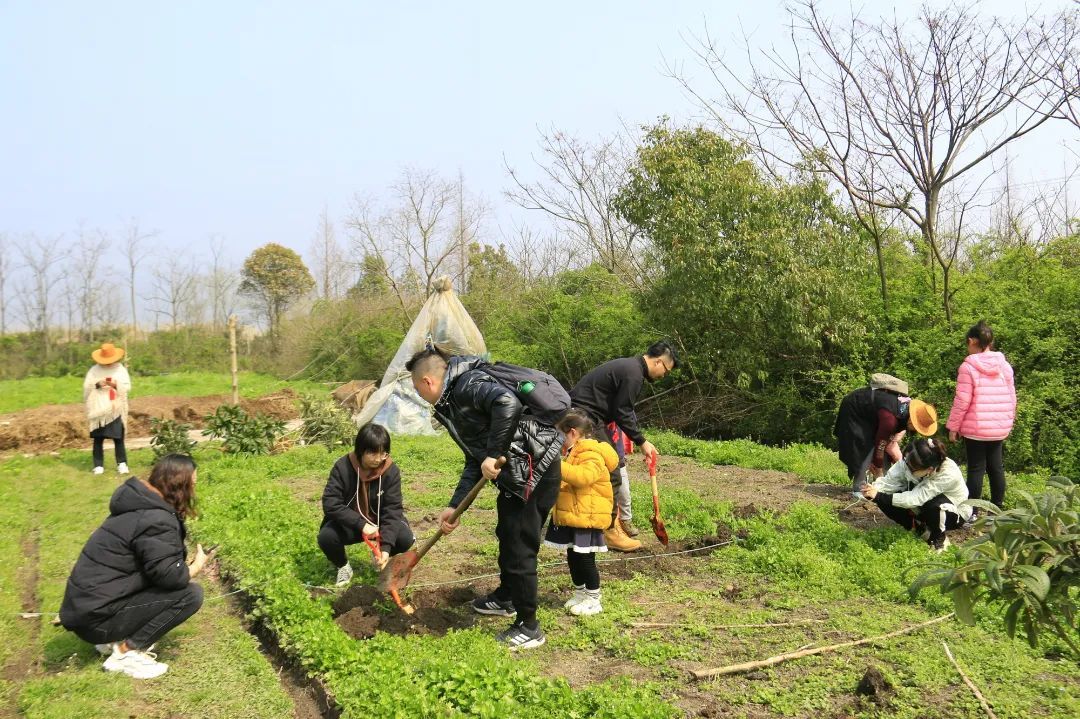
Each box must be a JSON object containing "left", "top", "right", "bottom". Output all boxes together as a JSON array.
[
  {"left": 0, "top": 389, "right": 299, "bottom": 453},
  {"left": 333, "top": 585, "right": 476, "bottom": 639}
]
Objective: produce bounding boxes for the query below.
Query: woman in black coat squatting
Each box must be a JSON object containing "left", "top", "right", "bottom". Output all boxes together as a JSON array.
[
  {"left": 318, "top": 423, "right": 415, "bottom": 587},
  {"left": 59, "top": 454, "right": 209, "bottom": 679}
]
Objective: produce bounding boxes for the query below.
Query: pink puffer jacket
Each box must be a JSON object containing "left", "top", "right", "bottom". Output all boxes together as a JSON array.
[{"left": 945, "top": 351, "right": 1016, "bottom": 441}]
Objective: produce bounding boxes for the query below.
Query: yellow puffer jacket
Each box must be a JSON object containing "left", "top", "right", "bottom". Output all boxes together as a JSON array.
[{"left": 551, "top": 438, "right": 619, "bottom": 530}]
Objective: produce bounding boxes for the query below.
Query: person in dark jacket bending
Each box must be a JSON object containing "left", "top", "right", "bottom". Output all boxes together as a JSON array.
[
  {"left": 59, "top": 454, "right": 209, "bottom": 680},
  {"left": 318, "top": 423, "right": 414, "bottom": 587},
  {"left": 570, "top": 341, "right": 678, "bottom": 550},
  {"left": 408, "top": 348, "right": 562, "bottom": 651}
]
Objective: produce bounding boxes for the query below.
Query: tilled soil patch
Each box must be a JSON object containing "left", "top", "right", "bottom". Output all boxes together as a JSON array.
[
  {"left": 0, "top": 389, "right": 299, "bottom": 453},
  {"left": 333, "top": 585, "right": 478, "bottom": 640}
]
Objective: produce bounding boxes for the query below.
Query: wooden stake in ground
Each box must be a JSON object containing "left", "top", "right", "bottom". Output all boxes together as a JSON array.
[
  {"left": 943, "top": 642, "right": 998, "bottom": 719},
  {"left": 690, "top": 613, "right": 954, "bottom": 680},
  {"left": 228, "top": 315, "right": 239, "bottom": 405}
]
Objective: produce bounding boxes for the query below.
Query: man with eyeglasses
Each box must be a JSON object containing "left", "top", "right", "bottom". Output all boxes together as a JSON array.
[{"left": 569, "top": 341, "right": 679, "bottom": 551}]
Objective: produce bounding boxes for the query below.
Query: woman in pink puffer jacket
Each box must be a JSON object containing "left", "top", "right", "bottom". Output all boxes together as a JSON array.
[{"left": 946, "top": 321, "right": 1016, "bottom": 510}]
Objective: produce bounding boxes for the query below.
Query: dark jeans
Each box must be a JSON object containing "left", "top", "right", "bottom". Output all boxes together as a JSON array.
[
  {"left": 845, "top": 449, "right": 875, "bottom": 494},
  {"left": 877, "top": 493, "right": 964, "bottom": 542},
  {"left": 491, "top": 461, "right": 561, "bottom": 628},
  {"left": 567, "top": 549, "right": 600, "bottom": 591},
  {"left": 965, "top": 438, "right": 1006, "bottom": 508},
  {"left": 72, "top": 583, "right": 203, "bottom": 650},
  {"left": 92, "top": 437, "right": 127, "bottom": 468},
  {"left": 317, "top": 520, "right": 415, "bottom": 568}
]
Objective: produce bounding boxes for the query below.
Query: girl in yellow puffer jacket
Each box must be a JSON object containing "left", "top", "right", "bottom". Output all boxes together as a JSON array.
[{"left": 543, "top": 409, "right": 620, "bottom": 616}]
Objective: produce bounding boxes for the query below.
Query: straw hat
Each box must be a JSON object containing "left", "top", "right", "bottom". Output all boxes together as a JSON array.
[
  {"left": 91, "top": 342, "right": 125, "bottom": 365},
  {"left": 908, "top": 399, "right": 938, "bottom": 436}
]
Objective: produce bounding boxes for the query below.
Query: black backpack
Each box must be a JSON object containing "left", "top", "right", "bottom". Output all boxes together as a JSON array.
[{"left": 478, "top": 362, "right": 571, "bottom": 426}]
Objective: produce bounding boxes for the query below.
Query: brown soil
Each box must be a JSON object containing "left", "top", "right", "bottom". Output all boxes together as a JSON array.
[
  {"left": 332, "top": 585, "right": 477, "bottom": 640},
  {"left": 855, "top": 665, "right": 893, "bottom": 705},
  {"left": 0, "top": 389, "right": 300, "bottom": 454}
]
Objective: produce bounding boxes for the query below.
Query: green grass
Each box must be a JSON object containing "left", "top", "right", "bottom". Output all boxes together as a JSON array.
[
  {"left": 0, "top": 371, "right": 328, "bottom": 414},
  {"left": 0, "top": 450, "right": 294, "bottom": 719}
]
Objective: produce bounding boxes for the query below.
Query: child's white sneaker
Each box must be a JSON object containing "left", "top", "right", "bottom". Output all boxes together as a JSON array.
[
  {"left": 564, "top": 586, "right": 587, "bottom": 610},
  {"left": 117, "top": 462, "right": 130, "bottom": 475},
  {"left": 92, "top": 466, "right": 105, "bottom": 475},
  {"left": 102, "top": 646, "right": 168, "bottom": 679},
  {"left": 570, "top": 596, "right": 603, "bottom": 616},
  {"left": 335, "top": 564, "right": 353, "bottom": 587}
]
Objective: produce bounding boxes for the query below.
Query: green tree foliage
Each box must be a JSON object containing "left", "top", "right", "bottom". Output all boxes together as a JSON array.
[
  {"left": 615, "top": 124, "right": 870, "bottom": 440},
  {"left": 348, "top": 253, "right": 390, "bottom": 299},
  {"left": 239, "top": 243, "right": 315, "bottom": 338}
]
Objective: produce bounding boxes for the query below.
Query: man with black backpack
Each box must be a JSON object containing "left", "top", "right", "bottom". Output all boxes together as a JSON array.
[
  {"left": 571, "top": 341, "right": 679, "bottom": 551},
  {"left": 406, "top": 347, "right": 567, "bottom": 650}
]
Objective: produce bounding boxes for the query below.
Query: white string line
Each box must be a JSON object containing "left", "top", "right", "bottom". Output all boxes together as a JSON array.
[{"left": 16, "top": 540, "right": 738, "bottom": 615}]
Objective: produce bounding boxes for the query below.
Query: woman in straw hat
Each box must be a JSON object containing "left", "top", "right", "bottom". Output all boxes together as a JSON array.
[
  {"left": 834, "top": 373, "right": 939, "bottom": 498},
  {"left": 84, "top": 343, "right": 132, "bottom": 475}
]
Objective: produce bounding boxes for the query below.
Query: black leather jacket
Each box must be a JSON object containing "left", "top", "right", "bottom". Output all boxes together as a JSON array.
[{"left": 434, "top": 356, "right": 563, "bottom": 506}]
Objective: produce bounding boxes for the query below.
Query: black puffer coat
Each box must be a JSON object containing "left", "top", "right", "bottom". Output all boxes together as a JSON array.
[
  {"left": 434, "top": 356, "right": 563, "bottom": 506},
  {"left": 59, "top": 478, "right": 190, "bottom": 629}
]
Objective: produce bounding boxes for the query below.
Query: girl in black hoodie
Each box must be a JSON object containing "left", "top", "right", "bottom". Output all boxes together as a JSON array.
[
  {"left": 318, "top": 423, "right": 414, "bottom": 587},
  {"left": 59, "top": 454, "right": 209, "bottom": 679}
]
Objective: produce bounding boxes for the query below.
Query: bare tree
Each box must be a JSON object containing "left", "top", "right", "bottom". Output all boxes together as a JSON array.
[
  {"left": 147, "top": 260, "right": 199, "bottom": 329},
  {"left": 120, "top": 220, "right": 156, "bottom": 337},
  {"left": 207, "top": 235, "right": 239, "bottom": 329},
  {"left": 16, "top": 234, "right": 68, "bottom": 358},
  {"left": 70, "top": 225, "right": 111, "bottom": 341},
  {"left": 309, "top": 207, "right": 348, "bottom": 299},
  {"left": 452, "top": 170, "right": 486, "bottom": 291},
  {"left": 346, "top": 168, "right": 482, "bottom": 318},
  {"left": 675, "top": 1, "right": 1076, "bottom": 322},
  {"left": 505, "top": 128, "right": 648, "bottom": 287}
]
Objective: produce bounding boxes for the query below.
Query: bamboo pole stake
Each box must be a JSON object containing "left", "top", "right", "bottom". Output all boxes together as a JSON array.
[
  {"left": 690, "top": 613, "right": 954, "bottom": 680},
  {"left": 943, "top": 642, "right": 997, "bottom": 719},
  {"left": 630, "top": 620, "right": 824, "bottom": 630},
  {"left": 228, "top": 315, "right": 239, "bottom": 405}
]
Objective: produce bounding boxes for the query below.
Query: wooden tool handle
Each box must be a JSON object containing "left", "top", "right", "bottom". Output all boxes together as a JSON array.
[
  {"left": 651, "top": 471, "right": 660, "bottom": 501},
  {"left": 414, "top": 456, "right": 506, "bottom": 564}
]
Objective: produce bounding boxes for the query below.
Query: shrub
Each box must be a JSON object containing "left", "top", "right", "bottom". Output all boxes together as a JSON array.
[
  {"left": 203, "top": 404, "right": 285, "bottom": 455},
  {"left": 148, "top": 417, "right": 197, "bottom": 459},
  {"left": 297, "top": 394, "right": 355, "bottom": 450},
  {"left": 913, "top": 477, "right": 1080, "bottom": 657}
]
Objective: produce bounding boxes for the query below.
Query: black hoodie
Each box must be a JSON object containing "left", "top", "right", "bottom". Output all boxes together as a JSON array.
[
  {"left": 59, "top": 478, "right": 190, "bottom": 629},
  {"left": 570, "top": 356, "right": 650, "bottom": 445}
]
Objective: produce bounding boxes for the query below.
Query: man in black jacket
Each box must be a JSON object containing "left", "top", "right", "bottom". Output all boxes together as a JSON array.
[
  {"left": 571, "top": 340, "right": 678, "bottom": 549},
  {"left": 408, "top": 348, "right": 562, "bottom": 650}
]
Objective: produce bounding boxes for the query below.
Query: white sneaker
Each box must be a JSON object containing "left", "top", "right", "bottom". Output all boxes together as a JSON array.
[
  {"left": 117, "top": 463, "right": 130, "bottom": 475},
  {"left": 564, "top": 587, "right": 587, "bottom": 610},
  {"left": 570, "top": 596, "right": 603, "bottom": 617},
  {"left": 102, "top": 647, "right": 168, "bottom": 679},
  {"left": 95, "top": 643, "right": 115, "bottom": 656},
  {"left": 335, "top": 564, "right": 353, "bottom": 587},
  {"left": 92, "top": 466, "right": 104, "bottom": 475}
]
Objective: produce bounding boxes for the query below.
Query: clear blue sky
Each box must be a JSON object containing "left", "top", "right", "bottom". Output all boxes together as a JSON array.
[{"left": 1, "top": 0, "right": 1075, "bottom": 271}]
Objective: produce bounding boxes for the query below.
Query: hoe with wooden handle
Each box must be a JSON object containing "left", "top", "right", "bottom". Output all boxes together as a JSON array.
[{"left": 379, "top": 456, "right": 506, "bottom": 614}]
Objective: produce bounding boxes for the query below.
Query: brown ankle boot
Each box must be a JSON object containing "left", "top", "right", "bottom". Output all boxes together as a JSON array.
[
  {"left": 604, "top": 523, "right": 642, "bottom": 552},
  {"left": 619, "top": 519, "right": 640, "bottom": 537}
]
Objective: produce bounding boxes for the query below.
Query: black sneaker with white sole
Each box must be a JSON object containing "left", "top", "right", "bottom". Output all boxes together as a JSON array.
[
  {"left": 496, "top": 622, "right": 546, "bottom": 650},
  {"left": 471, "top": 594, "right": 516, "bottom": 617}
]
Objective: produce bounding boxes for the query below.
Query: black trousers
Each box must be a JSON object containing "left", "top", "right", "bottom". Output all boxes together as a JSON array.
[
  {"left": 567, "top": 549, "right": 600, "bottom": 591},
  {"left": 965, "top": 438, "right": 1006, "bottom": 508},
  {"left": 317, "top": 520, "right": 415, "bottom": 568},
  {"left": 877, "top": 493, "right": 964, "bottom": 542},
  {"left": 92, "top": 437, "right": 128, "bottom": 468},
  {"left": 491, "top": 461, "right": 561, "bottom": 628},
  {"left": 72, "top": 583, "right": 203, "bottom": 650}
]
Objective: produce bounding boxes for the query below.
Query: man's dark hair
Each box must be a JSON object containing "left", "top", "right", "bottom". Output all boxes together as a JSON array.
[
  {"left": 405, "top": 346, "right": 450, "bottom": 377},
  {"left": 355, "top": 422, "right": 391, "bottom": 457},
  {"left": 646, "top": 340, "right": 679, "bottom": 369}
]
